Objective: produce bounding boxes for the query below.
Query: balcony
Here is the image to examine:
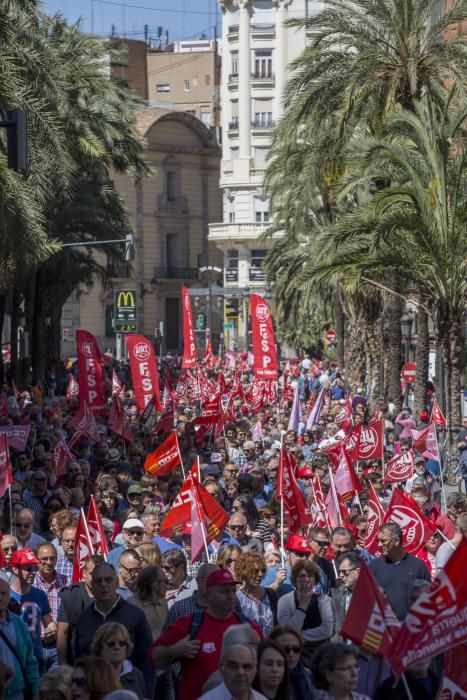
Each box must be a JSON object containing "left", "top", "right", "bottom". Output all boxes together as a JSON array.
[
  {"left": 251, "top": 72, "right": 275, "bottom": 86},
  {"left": 228, "top": 118, "right": 239, "bottom": 131},
  {"left": 106, "top": 259, "right": 130, "bottom": 279},
  {"left": 251, "top": 23, "right": 275, "bottom": 38},
  {"left": 251, "top": 118, "right": 275, "bottom": 129},
  {"left": 228, "top": 25, "right": 239, "bottom": 40},
  {"left": 228, "top": 74, "right": 239, "bottom": 88},
  {"left": 152, "top": 267, "right": 198, "bottom": 280},
  {"left": 209, "top": 222, "right": 270, "bottom": 242}
]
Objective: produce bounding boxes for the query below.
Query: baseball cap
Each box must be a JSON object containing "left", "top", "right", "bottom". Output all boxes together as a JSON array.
[
  {"left": 108, "top": 448, "right": 121, "bottom": 463},
  {"left": 286, "top": 534, "right": 312, "bottom": 553},
  {"left": 206, "top": 569, "right": 239, "bottom": 588},
  {"left": 11, "top": 549, "right": 40, "bottom": 566},
  {"left": 123, "top": 518, "right": 144, "bottom": 531},
  {"left": 210, "top": 452, "right": 222, "bottom": 464},
  {"left": 127, "top": 484, "right": 143, "bottom": 496},
  {"left": 297, "top": 466, "right": 314, "bottom": 479}
]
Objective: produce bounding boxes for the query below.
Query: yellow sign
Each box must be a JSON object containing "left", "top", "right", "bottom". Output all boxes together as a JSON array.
[{"left": 115, "top": 289, "right": 137, "bottom": 332}]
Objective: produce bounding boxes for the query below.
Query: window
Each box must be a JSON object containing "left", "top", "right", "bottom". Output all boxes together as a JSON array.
[
  {"left": 250, "top": 249, "right": 267, "bottom": 281},
  {"left": 307, "top": 0, "right": 322, "bottom": 17},
  {"left": 252, "top": 99, "right": 273, "bottom": 127},
  {"left": 253, "top": 49, "right": 272, "bottom": 78},
  {"left": 231, "top": 52, "right": 239, "bottom": 76},
  {"left": 156, "top": 84, "right": 170, "bottom": 93},
  {"left": 253, "top": 112, "right": 273, "bottom": 127},
  {"left": 254, "top": 196, "right": 270, "bottom": 223},
  {"left": 167, "top": 171, "right": 178, "bottom": 202},
  {"left": 226, "top": 249, "right": 239, "bottom": 282},
  {"left": 227, "top": 197, "right": 236, "bottom": 224},
  {"left": 184, "top": 80, "right": 190, "bottom": 91},
  {"left": 201, "top": 111, "right": 211, "bottom": 126}
]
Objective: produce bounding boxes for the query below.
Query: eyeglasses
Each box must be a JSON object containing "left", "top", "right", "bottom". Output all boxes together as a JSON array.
[
  {"left": 162, "top": 564, "right": 179, "bottom": 572},
  {"left": 105, "top": 640, "right": 127, "bottom": 648},
  {"left": 2, "top": 545, "right": 17, "bottom": 552},
  {"left": 311, "top": 538, "right": 330, "bottom": 547},
  {"left": 225, "top": 558, "right": 238, "bottom": 566},
  {"left": 229, "top": 524, "right": 245, "bottom": 530},
  {"left": 119, "top": 563, "right": 141, "bottom": 575},
  {"left": 125, "top": 530, "right": 144, "bottom": 537},
  {"left": 283, "top": 645, "right": 301, "bottom": 654},
  {"left": 21, "top": 566, "right": 38, "bottom": 573},
  {"left": 339, "top": 567, "right": 358, "bottom": 578},
  {"left": 71, "top": 677, "right": 86, "bottom": 687}
]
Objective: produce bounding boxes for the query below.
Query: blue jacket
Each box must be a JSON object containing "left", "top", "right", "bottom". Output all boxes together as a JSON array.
[{"left": 1, "top": 612, "right": 40, "bottom": 699}]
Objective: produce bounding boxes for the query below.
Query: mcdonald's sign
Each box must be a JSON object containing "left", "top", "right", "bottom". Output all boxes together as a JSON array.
[{"left": 115, "top": 289, "right": 137, "bottom": 333}]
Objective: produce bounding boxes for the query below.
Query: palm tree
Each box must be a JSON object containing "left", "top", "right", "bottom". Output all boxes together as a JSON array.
[
  {"left": 304, "top": 98, "right": 467, "bottom": 477},
  {"left": 266, "top": 0, "right": 467, "bottom": 407}
]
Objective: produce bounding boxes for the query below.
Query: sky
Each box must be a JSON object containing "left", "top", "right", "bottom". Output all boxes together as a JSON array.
[{"left": 40, "top": 0, "right": 220, "bottom": 44}]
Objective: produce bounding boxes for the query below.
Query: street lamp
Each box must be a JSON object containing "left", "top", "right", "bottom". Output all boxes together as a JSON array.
[
  {"left": 199, "top": 265, "right": 222, "bottom": 339},
  {"left": 400, "top": 310, "right": 414, "bottom": 409}
]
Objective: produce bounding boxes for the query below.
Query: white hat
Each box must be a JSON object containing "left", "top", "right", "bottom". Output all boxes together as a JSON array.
[{"left": 123, "top": 518, "right": 144, "bottom": 530}]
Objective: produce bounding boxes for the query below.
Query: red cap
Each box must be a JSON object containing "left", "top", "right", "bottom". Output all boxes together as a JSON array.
[
  {"left": 182, "top": 522, "right": 192, "bottom": 536},
  {"left": 419, "top": 411, "right": 429, "bottom": 422},
  {"left": 206, "top": 569, "right": 239, "bottom": 588},
  {"left": 11, "top": 549, "right": 40, "bottom": 567},
  {"left": 285, "top": 534, "right": 312, "bottom": 553},
  {"left": 297, "top": 466, "right": 314, "bottom": 479}
]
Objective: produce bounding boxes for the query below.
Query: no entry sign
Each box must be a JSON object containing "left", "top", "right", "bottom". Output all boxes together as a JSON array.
[
  {"left": 325, "top": 330, "right": 337, "bottom": 343},
  {"left": 401, "top": 362, "right": 416, "bottom": 382}
]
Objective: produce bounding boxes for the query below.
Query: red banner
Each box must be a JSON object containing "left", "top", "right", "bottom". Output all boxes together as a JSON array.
[
  {"left": 190, "top": 476, "right": 229, "bottom": 563},
  {"left": 0, "top": 394, "right": 9, "bottom": 419},
  {"left": 0, "top": 425, "right": 30, "bottom": 451},
  {"left": 66, "top": 374, "right": 79, "bottom": 400},
  {"left": 181, "top": 287, "right": 197, "bottom": 369},
  {"left": 0, "top": 434, "right": 12, "bottom": 498},
  {"left": 68, "top": 401, "right": 100, "bottom": 446},
  {"left": 341, "top": 561, "right": 400, "bottom": 656},
  {"left": 108, "top": 396, "right": 133, "bottom": 443},
  {"left": 277, "top": 449, "right": 312, "bottom": 533},
  {"left": 354, "top": 420, "right": 384, "bottom": 461},
  {"left": 111, "top": 370, "right": 125, "bottom": 399},
  {"left": 86, "top": 495, "right": 109, "bottom": 558},
  {"left": 435, "top": 643, "right": 467, "bottom": 699},
  {"left": 75, "top": 330, "right": 104, "bottom": 413},
  {"left": 50, "top": 439, "right": 71, "bottom": 478},
  {"left": 431, "top": 399, "right": 445, "bottom": 427},
  {"left": 250, "top": 294, "right": 278, "bottom": 379},
  {"left": 144, "top": 431, "right": 181, "bottom": 477},
  {"left": 388, "top": 539, "right": 467, "bottom": 679},
  {"left": 126, "top": 335, "right": 162, "bottom": 413},
  {"left": 382, "top": 488, "right": 436, "bottom": 554},
  {"left": 72, "top": 509, "right": 94, "bottom": 583},
  {"left": 384, "top": 449, "right": 414, "bottom": 484},
  {"left": 365, "top": 482, "right": 385, "bottom": 554}
]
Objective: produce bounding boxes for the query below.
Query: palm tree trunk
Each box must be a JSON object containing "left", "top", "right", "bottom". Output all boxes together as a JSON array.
[
  {"left": 347, "top": 316, "right": 366, "bottom": 386},
  {"left": 31, "top": 268, "right": 47, "bottom": 382},
  {"left": 385, "top": 274, "right": 402, "bottom": 413},
  {"left": 414, "top": 307, "right": 429, "bottom": 417},
  {"left": 333, "top": 287, "right": 345, "bottom": 370},
  {"left": 365, "top": 320, "right": 380, "bottom": 412},
  {"left": 10, "top": 290, "right": 20, "bottom": 385},
  {"left": 0, "top": 294, "right": 7, "bottom": 385},
  {"left": 441, "top": 320, "right": 463, "bottom": 483}
]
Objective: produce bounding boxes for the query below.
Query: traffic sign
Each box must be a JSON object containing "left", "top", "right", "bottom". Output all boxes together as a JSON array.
[
  {"left": 401, "top": 362, "right": 416, "bottom": 382},
  {"left": 325, "top": 330, "right": 337, "bottom": 343}
]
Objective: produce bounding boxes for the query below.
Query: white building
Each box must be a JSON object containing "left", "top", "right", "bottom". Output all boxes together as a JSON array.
[{"left": 208, "top": 0, "right": 322, "bottom": 351}]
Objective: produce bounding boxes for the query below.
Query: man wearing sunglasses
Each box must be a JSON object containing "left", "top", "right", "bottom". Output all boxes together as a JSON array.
[
  {"left": 331, "top": 551, "right": 361, "bottom": 642},
  {"left": 10, "top": 548, "right": 56, "bottom": 672}
]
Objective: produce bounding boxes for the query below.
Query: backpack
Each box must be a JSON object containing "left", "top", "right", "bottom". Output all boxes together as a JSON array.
[{"left": 188, "top": 607, "right": 249, "bottom": 640}]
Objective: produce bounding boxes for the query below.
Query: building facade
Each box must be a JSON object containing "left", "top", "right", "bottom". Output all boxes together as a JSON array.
[
  {"left": 61, "top": 108, "right": 222, "bottom": 358},
  {"left": 208, "top": 0, "right": 321, "bottom": 350}
]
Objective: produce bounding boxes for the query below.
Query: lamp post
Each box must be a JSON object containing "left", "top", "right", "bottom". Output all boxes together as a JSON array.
[
  {"left": 199, "top": 265, "right": 222, "bottom": 341},
  {"left": 400, "top": 310, "right": 414, "bottom": 409}
]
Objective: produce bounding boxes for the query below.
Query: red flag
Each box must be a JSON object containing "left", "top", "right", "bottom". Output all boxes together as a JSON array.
[
  {"left": 68, "top": 401, "right": 100, "bottom": 446},
  {"left": 383, "top": 449, "right": 414, "bottom": 484},
  {"left": 431, "top": 399, "right": 445, "bottom": 427},
  {"left": 50, "top": 439, "right": 71, "bottom": 478},
  {"left": 435, "top": 643, "right": 467, "bottom": 699},
  {"left": 160, "top": 470, "right": 229, "bottom": 538},
  {"left": 0, "top": 434, "right": 12, "bottom": 498},
  {"left": 410, "top": 423, "right": 439, "bottom": 462},
  {"left": 72, "top": 509, "right": 94, "bottom": 583},
  {"left": 203, "top": 338, "right": 216, "bottom": 368},
  {"left": 309, "top": 476, "right": 329, "bottom": 529},
  {"left": 250, "top": 294, "right": 278, "bottom": 380},
  {"left": 276, "top": 449, "right": 312, "bottom": 532},
  {"left": 108, "top": 396, "right": 133, "bottom": 443},
  {"left": 126, "top": 335, "right": 163, "bottom": 413},
  {"left": 190, "top": 477, "right": 229, "bottom": 563},
  {"left": 66, "top": 373, "right": 79, "bottom": 400},
  {"left": 382, "top": 488, "right": 436, "bottom": 554},
  {"left": 353, "top": 420, "right": 384, "bottom": 461},
  {"left": 75, "top": 330, "right": 104, "bottom": 413},
  {"left": 86, "top": 495, "right": 109, "bottom": 558},
  {"left": 388, "top": 539, "right": 467, "bottom": 679},
  {"left": 334, "top": 398, "right": 353, "bottom": 425},
  {"left": 244, "top": 379, "right": 265, "bottom": 413},
  {"left": 365, "top": 481, "right": 385, "bottom": 554},
  {"left": 0, "top": 394, "right": 9, "bottom": 419},
  {"left": 111, "top": 370, "right": 125, "bottom": 399},
  {"left": 181, "top": 287, "right": 197, "bottom": 369},
  {"left": 152, "top": 409, "right": 174, "bottom": 435},
  {"left": 334, "top": 448, "right": 362, "bottom": 501},
  {"left": 341, "top": 561, "right": 400, "bottom": 656},
  {"left": 190, "top": 485, "right": 207, "bottom": 564},
  {"left": 49, "top": 402, "right": 62, "bottom": 420},
  {"left": 144, "top": 431, "right": 181, "bottom": 477}
]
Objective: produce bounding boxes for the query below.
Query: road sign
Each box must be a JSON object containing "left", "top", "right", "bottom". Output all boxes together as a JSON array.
[
  {"left": 325, "top": 330, "right": 337, "bottom": 343},
  {"left": 224, "top": 323, "right": 233, "bottom": 330},
  {"left": 115, "top": 289, "right": 137, "bottom": 333},
  {"left": 401, "top": 362, "right": 417, "bottom": 382}
]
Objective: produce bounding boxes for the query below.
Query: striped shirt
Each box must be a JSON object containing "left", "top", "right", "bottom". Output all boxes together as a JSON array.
[
  {"left": 33, "top": 571, "right": 68, "bottom": 626},
  {"left": 56, "top": 557, "right": 73, "bottom": 585}
]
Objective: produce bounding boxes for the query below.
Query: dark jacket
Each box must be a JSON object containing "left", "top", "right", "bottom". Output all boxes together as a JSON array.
[
  {"left": 374, "top": 671, "right": 440, "bottom": 700},
  {"left": 121, "top": 661, "right": 145, "bottom": 700},
  {"left": 75, "top": 596, "right": 155, "bottom": 698},
  {"left": 57, "top": 581, "right": 93, "bottom": 663}
]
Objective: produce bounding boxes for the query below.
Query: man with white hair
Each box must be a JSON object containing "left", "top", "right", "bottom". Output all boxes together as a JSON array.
[{"left": 200, "top": 644, "right": 267, "bottom": 700}]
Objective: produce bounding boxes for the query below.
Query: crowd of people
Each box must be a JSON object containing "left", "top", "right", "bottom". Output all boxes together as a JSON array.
[{"left": 0, "top": 353, "right": 465, "bottom": 700}]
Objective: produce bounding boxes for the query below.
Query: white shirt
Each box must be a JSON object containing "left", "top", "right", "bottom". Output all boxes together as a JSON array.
[{"left": 200, "top": 683, "right": 268, "bottom": 700}]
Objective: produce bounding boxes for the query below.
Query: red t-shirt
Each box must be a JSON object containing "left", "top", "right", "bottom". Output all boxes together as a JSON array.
[
  {"left": 150, "top": 612, "right": 262, "bottom": 700},
  {"left": 435, "top": 514, "right": 456, "bottom": 540}
]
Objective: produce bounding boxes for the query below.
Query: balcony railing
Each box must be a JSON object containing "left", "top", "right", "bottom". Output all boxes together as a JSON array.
[
  {"left": 228, "top": 25, "right": 239, "bottom": 34},
  {"left": 228, "top": 118, "right": 239, "bottom": 130},
  {"left": 251, "top": 23, "right": 275, "bottom": 33},
  {"left": 250, "top": 267, "right": 267, "bottom": 282},
  {"left": 228, "top": 73, "right": 239, "bottom": 83},
  {"left": 251, "top": 118, "right": 274, "bottom": 129},
  {"left": 153, "top": 267, "right": 198, "bottom": 280},
  {"left": 225, "top": 268, "right": 239, "bottom": 283},
  {"left": 251, "top": 72, "right": 275, "bottom": 81}
]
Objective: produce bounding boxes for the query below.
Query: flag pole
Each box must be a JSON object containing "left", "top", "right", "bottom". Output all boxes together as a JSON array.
[
  {"left": 178, "top": 434, "right": 186, "bottom": 480},
  {"left": 433, "top": 425, "right": 447, "bottom": 513},
  {"left": 401, "top": 673, "right": 415, "bottom": 700},
  {"left": 328, "top": 467, "right": 343, "bottom": 525},
  {"left": 195, "top": 457, "right": 210, "bottom": 563},
  {"left": 80, "top": 507, "right": 95, "bottom": 555},
  {"left": 279, "top": 435, "right": 285, "bottom": 568},
  {"left": 8, "top": 486, "right": 13, "bottom": 535}
]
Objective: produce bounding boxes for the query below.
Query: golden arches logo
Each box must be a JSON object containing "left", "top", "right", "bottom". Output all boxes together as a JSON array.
[{"left": 116, "top": 291, "right": 136, "bottom": 307}]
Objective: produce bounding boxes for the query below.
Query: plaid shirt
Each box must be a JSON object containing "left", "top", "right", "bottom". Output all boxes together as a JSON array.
[
  {"left": 162, "top": 591, "right": 202, "bottom": 631},
  {"left": 56, "top": 557, "right": 73, "bottom": 585},
  {"left": 33, "top": 571, "right": 68, "bottom": 626}
]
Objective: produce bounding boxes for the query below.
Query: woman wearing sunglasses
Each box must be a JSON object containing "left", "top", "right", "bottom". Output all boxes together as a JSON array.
[
  {"left": 91, "top": 622, "right": 144, "bottom": 700},
  {"left": 269, "top": 625, "right": 314, "bottom": 700},
  {"left": 71, "top": 656, "right": 120, "bottom": 700}
]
